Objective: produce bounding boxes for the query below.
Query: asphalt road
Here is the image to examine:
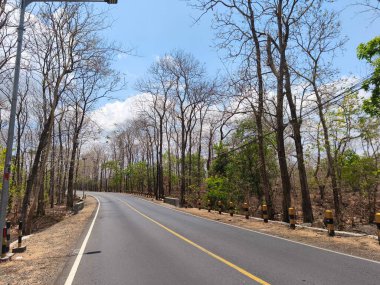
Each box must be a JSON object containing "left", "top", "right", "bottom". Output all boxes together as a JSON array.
[{"left": 60, "top": 192, "right": 380, "bottom": 285}]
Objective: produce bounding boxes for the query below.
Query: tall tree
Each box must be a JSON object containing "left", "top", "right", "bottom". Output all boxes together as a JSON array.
[
  {"left": 21, "top": 3, "right": 113, "bottom": 232},
  {"left": 293, "top": 2, "right": 345, "bottom": 226},
  {"left": 167, "top": 50, "right": 207, "bottom": 206},
  {"left": 66, "top": 37, "right": 121, "bottom": 208},
  {"left": 136, "top": 56, "right": 175, "bottom": 199}
]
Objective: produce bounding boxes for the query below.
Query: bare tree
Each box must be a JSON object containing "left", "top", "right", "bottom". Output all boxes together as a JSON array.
[
  {"left": 66, "top": 40, "right": 122, "bottom": 208},
  {"left": 355, "top": 0, "right": 380, "bottom": 20},
  {"left": 293, "top": 2, "right": 345, "bottom": 226},
  {"left": 166, "top": 50, "right": 208, "bottom": 206},
  {"left": 21, "top": 3, "right": 115, "bottom": 233},
  {"left": 0, "top": 0, "right": 17, "bottom": 81},
  {"left": 136, "top": 56, "right": 175, "bottom": 199}
]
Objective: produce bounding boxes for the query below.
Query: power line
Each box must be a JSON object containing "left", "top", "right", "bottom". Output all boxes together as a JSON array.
[{"left": 216, "top": 76, "right": 371, "bottom": 157}]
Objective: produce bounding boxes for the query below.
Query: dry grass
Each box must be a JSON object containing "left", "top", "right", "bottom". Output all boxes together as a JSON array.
[{"left": 0, "top": 197, "right": 97, "bottom": 285}]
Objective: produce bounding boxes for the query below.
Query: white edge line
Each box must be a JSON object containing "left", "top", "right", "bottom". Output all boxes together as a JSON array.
[
  {"left": 64, "top": 195, "right": 100, "bottom": 285},
  {"left": 126, "top": 194, "right": 380, "bottom": 265}
]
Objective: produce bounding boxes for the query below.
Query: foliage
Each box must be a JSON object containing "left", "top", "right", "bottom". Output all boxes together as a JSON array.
[
  {"left": 205, "top": 175, "right": 230, "bottom": 205},
  {"left": 125, "top": 162, "right": 148, "bottom": 192},
  {"left": 357, "top": 36, "right": 380, "bottom": 116},
  {"left": 339, "top": 150, "right": 378, "bottom": 194},
  {"left": 0, "top": 148, "right": 18, "bottom": 210},
  {"left": 210, "top": 143, "right": 229, "bottom": 176},
  {"left": 206, "top": 119, "right": 277, "bottom": 205},
  {"left": 102, "top": 160, "right": 123, "bottom": 189}
]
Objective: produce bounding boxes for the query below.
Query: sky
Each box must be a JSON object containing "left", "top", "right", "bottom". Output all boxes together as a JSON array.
[{"left": 91, "top": 0, "right": 379, "bottom": 132}]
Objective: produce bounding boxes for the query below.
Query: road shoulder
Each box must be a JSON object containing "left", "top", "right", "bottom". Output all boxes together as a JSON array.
[
  {"left": 132, "top": 195, "right": 380, "bottom": 263},
  {"left": 0, "top": 197, "right": 98, "bottom": 285}
]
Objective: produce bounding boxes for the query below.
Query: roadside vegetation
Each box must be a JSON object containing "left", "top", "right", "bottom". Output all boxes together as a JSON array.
[
  {"left": 85, "top": 0, "right": 380, "bottom": 231},
  {"left": 0, "top": 0, "right": 379, "bottom": 236},
  {"left": 0, "top": 1, "right": 124, "bottom": 234}
]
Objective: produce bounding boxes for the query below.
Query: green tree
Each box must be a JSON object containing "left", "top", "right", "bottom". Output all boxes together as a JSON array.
[
  {"left": 102, "top": 161, "right": 123, "bottom": 191},
  {"left": 125, "top": 162, "right": 148, "bottom": 193},
  {"left": 357, "top": 36, "right": 380, "bottom": 116},
  {"left": 206, "top": 119, "right": 277, "bottom": 211}
]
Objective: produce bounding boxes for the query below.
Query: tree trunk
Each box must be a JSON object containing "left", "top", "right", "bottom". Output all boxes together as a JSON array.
[
  {"left": 158, "top": 118, "right": 164, "bottom": 198},
  {"left": 314, "top": 84, "right": 343, "bottom": 227},
  {"left": 57, "top": 118, "right": 64, "bottom": 204},
  {"left": 167, "top": 135, "right": 172, "bottom": 195},
  {"left": 50, "top": 126, "right": 55, "bottom": 208},
  {"left": 276, "top": 94, "right": 292, "bottom": 223},
  {"left": 284, "top": 67, "right": 313, "bottom": 223},
  {"left": 21, "top": 95, "right": 57, "bottom": 234},
  {"left": 180, "top": 119, "right": 186, "bottom": 206},
  {"left": 247, "top": 2, "right": 274, "bottom": 219}
]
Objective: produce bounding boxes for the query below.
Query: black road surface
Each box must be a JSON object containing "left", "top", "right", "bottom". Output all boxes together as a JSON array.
[{"left": 59, "top": 192, "right": 380, "bottom": 285}]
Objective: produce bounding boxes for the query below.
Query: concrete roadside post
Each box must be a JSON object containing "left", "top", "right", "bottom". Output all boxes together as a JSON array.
[
  {"left": 12, "top": 221, "right": 26, "bottom": 253},
  {"left": 262, "top": 204, "right": 268, "bottom": 223},
  {"left": 229, "top": 201, "right": 234, "bottom": 217},
  {"left": 243, "top": 203, "right": 249, "bottom": 219},
  {"left": 218, "top": 200, "right": 222, "bottom": 214},
  {"left": 289, "top": 208, "right": 296, "bottom": 229},
  {"left": 375, "top": 213, "right": 380, "bottom": 245},
  {"left": 325, "top": 210, "right": 335, "bottom": 237},
  {"left": 207, "top": 200, "right": 211, "bottom": 212}
]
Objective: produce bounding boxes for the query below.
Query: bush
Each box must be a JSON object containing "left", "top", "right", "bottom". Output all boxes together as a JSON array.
[{"left": 205, "top": 176, "right": 230, "bottom": 206}]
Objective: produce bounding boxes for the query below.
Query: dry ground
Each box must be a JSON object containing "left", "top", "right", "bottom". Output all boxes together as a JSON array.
[
  {"left": 137, "top": 195, "right": 380, "bottom": 262},
  {"left": 0, "top": 196, "right": 97, "bottom": 285}
]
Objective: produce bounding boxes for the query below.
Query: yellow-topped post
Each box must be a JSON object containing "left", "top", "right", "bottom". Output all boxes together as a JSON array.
[
  {"left": 218, "top": 200, "right": 222, "bottom": 214},
  {"left": 325, "top": 210, "right": 335, "bottom": 236},
  {"left": 243, "top": 202, "right": 249, "bottom": 219},
  {"left": 229, "top": 201, "right": 234, "bottom": 217},
  {"left": 262, "top": 204, "right": 268, "bottom": 223},
  {"left": 375, "top": 213, "right": 380, "bottom": 245},
  {"left": 289, "top": 208, "right": 296, "bottom": 229},
  {"left": 207, "top": 199, "right": 211, "bottom": 212}
]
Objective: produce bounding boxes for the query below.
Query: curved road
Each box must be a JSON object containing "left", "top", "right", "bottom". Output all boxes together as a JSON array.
[{"left": 58, "top": 192, "right": 380, "bottom": 285}]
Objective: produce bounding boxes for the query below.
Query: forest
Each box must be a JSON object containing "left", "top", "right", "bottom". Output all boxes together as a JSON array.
[{"left": 0, "top": 0, "right": 379, "bottom": 234}]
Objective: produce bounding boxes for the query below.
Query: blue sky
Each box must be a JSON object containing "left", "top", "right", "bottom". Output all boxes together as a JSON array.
[{"left": 98, "top": 0, "right": 378, "bottom": 102}]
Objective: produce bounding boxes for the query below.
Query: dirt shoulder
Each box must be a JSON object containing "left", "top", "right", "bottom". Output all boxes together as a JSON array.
[
  {"left": 138, "top": 195, "right": 380, "bottom": 263},
  {"left": 0, "top": 196, "right": 97, "bottom": 285}
]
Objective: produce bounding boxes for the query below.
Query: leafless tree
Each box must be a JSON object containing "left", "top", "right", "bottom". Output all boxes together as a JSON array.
[
  {"left": 0, "top": 0, "right": 17, "bottom": 82},
  {"left": 136, "top": 56, "right": 176, "bottom": 198},
  {"left": 20, "top": 3, "right": 120, "bottom": 233},
  {"left": 292, "top": 2, "right": 346, "bottom": 226}
]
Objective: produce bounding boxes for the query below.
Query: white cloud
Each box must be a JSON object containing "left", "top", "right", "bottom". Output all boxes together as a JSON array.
[{"left": 91, "top": 93, "right": 149, "bottom": 132}]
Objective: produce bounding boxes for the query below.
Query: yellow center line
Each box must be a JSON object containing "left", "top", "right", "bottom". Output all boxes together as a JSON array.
[{"left": 117, "top": 197, "right": 270, "bottom": 285}]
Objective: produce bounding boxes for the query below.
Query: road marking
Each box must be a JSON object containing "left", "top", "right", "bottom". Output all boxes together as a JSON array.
[
  {"left": 117, "top": 197, "right": 270, "bottom": 285},
  {"left": 127, "top": 194, "right": 380, "bottom": 265},
  {"left": 64, "top": 196, "right": 100, "bottom": 285}
]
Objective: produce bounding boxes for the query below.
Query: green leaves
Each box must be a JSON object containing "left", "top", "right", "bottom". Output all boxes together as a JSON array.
[
  {"left": 357, "top": 36, "right": 380, "bottom": 116},
  {"left": 205, "top": 176, "right": 230, "bottom": 204},
  {"left": 339, "top": 150, "right": 378, "bottom": 193},
  {"left": 357, "top": 36, "right": 380, "bottom": 62}
]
